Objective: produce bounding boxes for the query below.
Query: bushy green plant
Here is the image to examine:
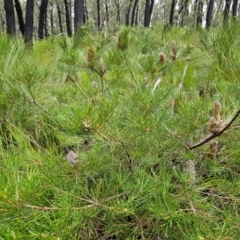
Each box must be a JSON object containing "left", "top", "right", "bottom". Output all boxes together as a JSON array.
[{"left": 0, "top": 24, "right": 240, "bottom": 239}]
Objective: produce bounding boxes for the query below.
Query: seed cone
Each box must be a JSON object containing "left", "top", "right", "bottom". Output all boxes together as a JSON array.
[
  {"left": 208, "top": 100, "right": 224, "bottom": 134},
  {"left": 158, "top": 52, "right": 167, "bottom": 64},
  {"left": 209, "top": 140, "right": 218, "bottom": 159},
  {"left": 171, "top": 40, "right": 177, "bottom": 60}
]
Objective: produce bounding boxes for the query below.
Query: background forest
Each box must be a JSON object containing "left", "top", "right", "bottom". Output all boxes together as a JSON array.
[{"left": 1, "top": 0, "right": 240, "bottom": 239}]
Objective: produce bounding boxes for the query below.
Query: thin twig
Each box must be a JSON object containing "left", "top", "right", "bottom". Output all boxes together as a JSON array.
[
  {"left": 177, "top": 58, "right": 190, "bottom": 92},
  {"left": 120, "top": 140, "right": 132, "bottom": 172},
  {"left": 19, "top": 84, "right": 51, "bottom": 116},
  {"left": 23, "top": 192, "right": 127, "bottom": 211},
  {"left": 189, "top": 109, "right": 240, "bottom": 150},
  {"left": 123, "top": 54, "right": 138, "bottom": 87}
]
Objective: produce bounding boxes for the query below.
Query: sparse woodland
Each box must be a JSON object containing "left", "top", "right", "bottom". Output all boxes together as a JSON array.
[{"left": 1, "top": 0, "right": 240, "bottom": 239}]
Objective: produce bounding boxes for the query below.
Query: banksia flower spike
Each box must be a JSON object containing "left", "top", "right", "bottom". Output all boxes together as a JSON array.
[
  {"left": 158, "top": 52, "right": 167, "bottom": 64},
  {"left": 209, "top": 140, "right": 218, "bottom": 159},
  {"left": 184, "top": 160, "right": 196, "bottom": 186},
  {"left": 86, "top": 46, "right": 96, "bottom": 68},
  {"left": 208, "top": 100, "right": 224, "bottom": 135},
  {"left": 171, "top": 40, "right": 177, "bottom": 61}
]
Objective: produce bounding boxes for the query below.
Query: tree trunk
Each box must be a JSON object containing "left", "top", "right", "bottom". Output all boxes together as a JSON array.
[
  {"left": 38, "top": 0, "right": 48, "bottom": 39},
  {"left": 125, "top": 0, "right": 133, "bottom": 26},
  {"left": 196, "top": 0, "right": 203, "bottom": 27},
  {"left": 44, "top": 3, "right": 48, "bottom": 37},
  {"left": 131, "top": 0, "right": 139, "bottom": 26},
  {"left": 84, "top": 0, "right": 88, "bottom": 23},
  {"left": 149, "top": 0, "right": 154, "bottom": 21},
  {"left": 232, "top": 0, "right": 239, "bottom": 19},
  {"left": 144, "top": 0, "right": 154, "bottom": 27},
  {"left": 50, "top": 2, "right": 54, "bottom": 34},
  {"left": 134, "top": 5, "right": 139, "bottom": 25},
  {"left": 74, "top": 0, "right": 84, "bottom": 33},
  {"left": 97, "top": 0, "right": 101, "bottom": 31},
  {"left": 64, "top": 0, "right": 72, "bottom": 36},
  {"left": 206, "top": 0, "right": 214, "bottom": 30},
  {"left": 4, "top": 0, "right": 16, "bottom": 35},
  {"left": 24, "top": 0, "right": 34, "bottom": 44},
  {"left": 105, "top": 0, "right": 109, "bottom": 25},
  {"left": 57, "top": 5, "right": 63, "bottom": 33},
  {"left": 169, "top": 0, "right": 176, "bottom": 26},
  {"left": 14, "top": 0, "right": 24, "bottom": 35},
  {"left": 0, "top": 13, "right": 3, "bottom": 32},
  {"left": 115, "top": 0, "right": 120, "bottom": 24},
  {"left": 223, "top": 0, "right": 231, "bottom": 24}
]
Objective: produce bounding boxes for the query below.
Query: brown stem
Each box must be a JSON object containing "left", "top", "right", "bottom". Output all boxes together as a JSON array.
[{"left": 189, "top": 109, "right": 240, "bottom": 150}]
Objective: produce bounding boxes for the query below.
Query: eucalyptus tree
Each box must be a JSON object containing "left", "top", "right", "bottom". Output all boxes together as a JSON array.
[
  {"left": 144, "top": 0, "right": 154, "bottom": 27},
  {"left": 74, "top": 0, "right": 84, "bottom": 33},
  {"left": 4, "top": 0, "right": 16, "bottom": 35},
  {"left": 232, "top": 0, "right": 239, "bottom": 20},
  {"left": 223, "top": 0, "right": 231, "bottom": 25},
  {"left": 169, "top": 0, "right": 177, "bottom": 25},
  {"left": 64, "top": 0, "right": 72, "bottom": 36},
  {"left": 97, "top": 0, "right": 101, "bottom": 30},
  {"left": 14, "top": 0, "right": 25, "bottom": 36},
  {"left": 131, "top": 0, "right": 139, "bottom": 26},
  {"left": 206, "top": 0, "right": 214, "bottom": 30},
  {"left": 38, "top": 0, "right": 49, "bottom": 39},
  {"left": 196, "top": 0, "right": 204, "bottom": 27},
  {"left": 57, "top": 3, "right": 63, "bottom": 33},
  {"left": 115, "top": 0, "right": 121, "bottom": 24},
  {"left": 24, "top": 0, "right": 34, "bottom": 44},
  {"left": 125, "top": 0, "right": 133, "bottom": 26}
]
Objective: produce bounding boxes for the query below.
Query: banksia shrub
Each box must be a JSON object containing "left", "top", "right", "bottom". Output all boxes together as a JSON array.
[
  {"left": 171, "top": 40, "right": 177, "bottom": 60},
  {"left": 208, "top": 100, "right": 224, "bottom": 135},
  {"left": 158, "top": 52, "right": 167, "bottom": 64}
]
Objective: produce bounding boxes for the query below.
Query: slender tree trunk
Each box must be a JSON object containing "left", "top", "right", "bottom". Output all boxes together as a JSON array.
[
  {"left": 14, "top": 0, "right": 24, "bottom": 35},
  {"left": 0, "top": 13, "right": 3, "bottom": 32},
  {"left": 206, "top": 0, "right": 214, "bottom": 30},
  {"left": 193, "top": 0, "right": 198, "bottom": 12},
  {"left": 84, "top": 0, "right": 88, "bottom": 23},
  {"left": 57, "top": 5, "right": 63, "bottom": 33},
  {"left": 44, "top": 3, "right": 48, "bottom": 37},
  {"left": 74, "top": 0, "right": 84, "bottom": 33},
  {"left": 232, "top": 0, "right": 239, "bottom": 19},
  {"left": 178, "top": 0, "right": 189, "bottom": 27},
  {"left": 149, "top": 0, "right": 154, "bottom": 21},
  {"left": 50, "top": 2, "right": 54, "bottom": 34},
  {"left": 24, "top": 0, "right": 34, "bottom": 44},
  {"left": 125, "top": 0, "right": 133, "bottom": 26},
  {"left": 131, "top": 0, "right": 139, "bottom": 26},
  {"left": 105, "top": 0, "right": 109, "bottom": 24},
  {"left": 135, "top": 5, "right": 139, "bottom": 25},
  {"left": 64, "top": 0, "right": 72, "bottom": 36},
  {"left": 115, "top": 0, "right": 120, "bottom": 24},
  {"left": 223, "top": 0, "right": 231, "bottom": 24},
  {"left": 4, "top": 0, "right": 16, "bottom": 35},
  {"left": 97, "top": 0, "right": 101, "bottom": 31},
  {"left": 38, "top": 0, "right": 48, "bottom": 39},
  {"left": 169, "top": 0, "right": 176, "bottom": 26},
  {"left": 144, "top": 0, "right": 154, "bottom": 27},
  {"left": 196, "top": 0, "right": 203, "bottom": 28},
  {"left": 69, "top": 0, "right": 72, "bottom": 29}
]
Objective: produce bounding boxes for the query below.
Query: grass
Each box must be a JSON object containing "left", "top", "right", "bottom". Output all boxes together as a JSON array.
[{"left": 0, "top": 23, "right": 240, "bottom": 239}]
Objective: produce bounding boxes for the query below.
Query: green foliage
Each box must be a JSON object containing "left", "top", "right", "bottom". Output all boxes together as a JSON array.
[{"left": 1, "top": 24, "right": 240, "bottom": 239}]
